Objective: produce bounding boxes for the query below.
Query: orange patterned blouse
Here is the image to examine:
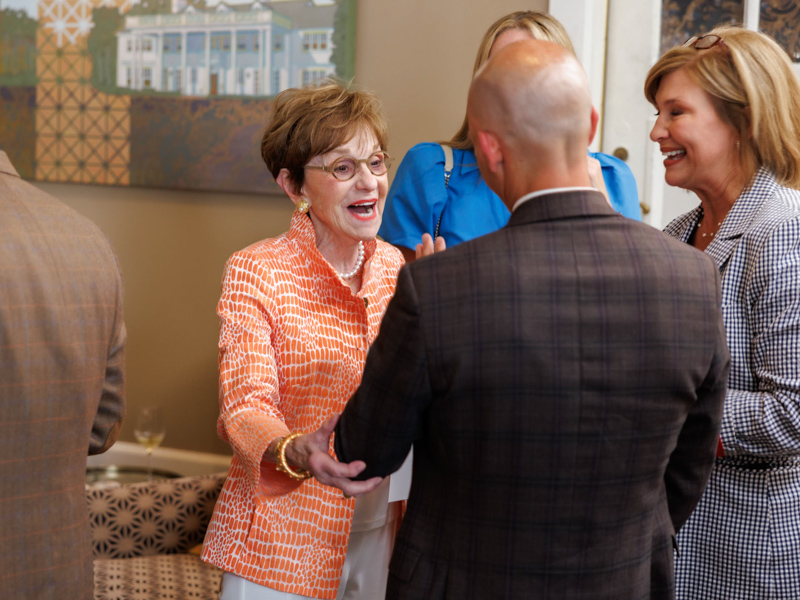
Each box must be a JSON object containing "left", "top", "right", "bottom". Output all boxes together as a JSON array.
[{"left": 201, "top": 211, "right": 404, "bottom": 599}]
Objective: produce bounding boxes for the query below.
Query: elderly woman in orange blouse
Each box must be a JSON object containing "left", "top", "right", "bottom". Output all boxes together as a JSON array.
[{"left": 201, "top": 81, "right": 405, "bottom": 600}]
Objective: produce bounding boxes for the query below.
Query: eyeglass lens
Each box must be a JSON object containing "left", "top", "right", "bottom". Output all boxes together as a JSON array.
[{"left": 330, "top": 153, "right": 389, "bottom": 181}]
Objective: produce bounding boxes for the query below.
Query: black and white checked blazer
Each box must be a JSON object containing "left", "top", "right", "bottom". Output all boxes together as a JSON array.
[
  {"left": 666, "top": 168, "right": 800, "bottom": 600},
  {"left": 664, "top": 167, "right": 800, "bottom": 458}
]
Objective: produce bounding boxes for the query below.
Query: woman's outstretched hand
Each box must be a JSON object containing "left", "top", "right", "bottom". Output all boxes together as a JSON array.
[
  {"left": 415, "top": 233, "right": 446, "bottom": 259},
  {"left": 287, "top": 414, "right": 383, "bottom": 498}
]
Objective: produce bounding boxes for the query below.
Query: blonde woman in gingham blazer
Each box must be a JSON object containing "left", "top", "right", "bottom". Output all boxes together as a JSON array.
[
  {"left": 662, "top": 167, "right": 800, "bottom": 598},
  {"left": 648, "top": 26, "right": 800, "bottom": 599}
]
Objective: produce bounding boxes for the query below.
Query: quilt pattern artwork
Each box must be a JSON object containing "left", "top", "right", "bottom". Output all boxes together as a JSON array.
[
  {"left": 0, "top": 0, "right": 356, "bottom": 193},
  {"left": 35, "top": 0, "right": 133, "bottom": 185}
]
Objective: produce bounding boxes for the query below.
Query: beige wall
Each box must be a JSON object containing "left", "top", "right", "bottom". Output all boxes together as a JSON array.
[
  {"left": 358, "top": 0, "right": 547, "bottom": 164},
  {"left": 35, "top": 0, "right": 547, "bottom": 454},
  {"left": 35, "top": 182, "right": 294, "bottom": 455}
]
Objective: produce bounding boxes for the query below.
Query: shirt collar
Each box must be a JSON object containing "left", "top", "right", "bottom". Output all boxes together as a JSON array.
[
  {"left": 286, "top": 210, "right": 379, "bottom": 288},
  {"left": 512, "top": 187, "right": 596, "bottom": 212}
]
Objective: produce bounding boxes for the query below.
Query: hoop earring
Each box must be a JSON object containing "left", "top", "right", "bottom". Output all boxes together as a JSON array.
[{"left": 296, "top": 198, "right": 310, "bottom": 214}]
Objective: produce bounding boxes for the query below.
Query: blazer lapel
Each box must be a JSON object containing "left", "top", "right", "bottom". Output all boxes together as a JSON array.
[
  {"left": 662, "top": 168, "right": 779, "bottom": 272},
  {"left": 704, "top": 168, "right": 778, "bottom": 271},
  {"left": 663, "top": 207, "right": 701, "bottom": 244}
]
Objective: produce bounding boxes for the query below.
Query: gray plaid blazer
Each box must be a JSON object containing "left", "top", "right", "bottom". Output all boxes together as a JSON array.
[
  {"left": 0, "top": 151, "right": 126, "bottom": 599},
  {"left": 336, "top": 190, "right": 729, "bottom": 600}
]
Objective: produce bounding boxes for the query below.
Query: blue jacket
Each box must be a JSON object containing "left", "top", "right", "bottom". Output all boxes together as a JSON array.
[{"left": 379, "top": 143, "right": 642, "bottom": 249}]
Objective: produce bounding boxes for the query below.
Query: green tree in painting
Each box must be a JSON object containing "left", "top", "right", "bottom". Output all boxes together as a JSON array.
[
  {"left": 128, "top": 0, "right": 173, "bottom": 15},
  {"left": 128, "top": 0, "right": 206, "bottom": 16},
  {"left": 0, "top": 8, "right": 38, "bottom": 87},
  {"left": 87, "top": 7, "right": 124, "bottom": 93},
  {"left": 331, "top": 0, "right": 356, "bottom": 81}
]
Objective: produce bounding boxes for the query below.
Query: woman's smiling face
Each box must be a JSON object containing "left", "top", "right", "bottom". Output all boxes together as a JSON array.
[
  {"left": 300, "top": 126, "right": 388, "bottom": 247},
  {"left": 650, "top": 67, "right": 742, "bottom": 199}
]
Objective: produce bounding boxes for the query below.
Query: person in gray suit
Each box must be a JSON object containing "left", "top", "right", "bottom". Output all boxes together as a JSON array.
[
  {"left": 0, "top": 150, "right": 126, "bottom": 599},
  {"left": 290, "top": 40, "right": 729, "bottom": 599}
]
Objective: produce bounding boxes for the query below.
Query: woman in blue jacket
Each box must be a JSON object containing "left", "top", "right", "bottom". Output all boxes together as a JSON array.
[{"left": 379, "top": 11, "right": 641, "bottom": 261}]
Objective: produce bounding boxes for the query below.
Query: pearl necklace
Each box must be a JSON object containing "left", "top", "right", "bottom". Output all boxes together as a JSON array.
[
  {"left": 696, "top": 208, "right": 723, "bottom": 238},
  {"left": 336, "top": 241, "right": 365, "bottom": 280}
]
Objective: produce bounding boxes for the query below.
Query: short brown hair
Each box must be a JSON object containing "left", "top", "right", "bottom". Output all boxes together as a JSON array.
[
  {"left": 645, "top": 26, "right": 800, "bottom": 188},
  {"left": 449, "top": 11, "right": 576, "bottom": 150},
  {"left": 261, "top": 79, "right": 389, "bottom": 193}
]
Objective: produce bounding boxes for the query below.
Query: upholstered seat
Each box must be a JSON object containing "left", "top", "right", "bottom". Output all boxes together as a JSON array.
[
  {"left": 94, "top": 554, "right": 220, "bottom": 600},
  {"left": 87, "top": 472, "right": 226, "bottom": 600}
]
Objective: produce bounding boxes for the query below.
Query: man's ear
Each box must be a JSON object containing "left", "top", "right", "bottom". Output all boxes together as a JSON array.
[
  {"left": 276, "top": 169, "right": 303, "bottom": 206},
  {"left": 588, "top": 106, "right": 599, "bottom": 147},
  {"left": 476, "top": 130, "right": 503, "bottom": 174}
]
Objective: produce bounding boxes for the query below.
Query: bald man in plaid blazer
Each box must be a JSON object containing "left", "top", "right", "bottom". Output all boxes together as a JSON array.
[
  {"left": 328, "top": 41, "right": 729, "bottom": 599},
  {"left": 0, "top": 150, "right": 126, "bottom": 599}
]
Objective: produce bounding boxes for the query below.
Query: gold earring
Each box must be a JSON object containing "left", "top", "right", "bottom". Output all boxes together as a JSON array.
[{"left": 296, "top": 198, "right": 310, "bottom": 214}]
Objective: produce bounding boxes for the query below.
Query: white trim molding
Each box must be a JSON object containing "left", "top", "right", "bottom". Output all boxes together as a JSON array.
[{"left": 87, "top": 441, "right": 232, "bottom": 476}]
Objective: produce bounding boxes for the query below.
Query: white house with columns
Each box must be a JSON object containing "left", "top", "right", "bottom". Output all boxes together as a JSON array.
[{"left": 116, "top": 0, "right": 336, "bottom": 97}]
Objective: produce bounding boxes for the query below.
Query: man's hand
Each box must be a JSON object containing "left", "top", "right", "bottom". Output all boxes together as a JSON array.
[{"left": 287, "top": 414, "right": 383, "bottom": 498}]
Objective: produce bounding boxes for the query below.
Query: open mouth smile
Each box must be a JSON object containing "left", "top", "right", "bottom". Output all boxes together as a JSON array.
[
  {"left": 347, "top": 200, "right": 377, "bottom": 219},
  {"left": 661, "top": 148, "right": 686, "bottom": 166}
]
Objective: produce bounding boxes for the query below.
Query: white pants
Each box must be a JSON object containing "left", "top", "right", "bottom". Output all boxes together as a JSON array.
[{"left": 219, "top": 518, "right": 396, "bottom": 600}]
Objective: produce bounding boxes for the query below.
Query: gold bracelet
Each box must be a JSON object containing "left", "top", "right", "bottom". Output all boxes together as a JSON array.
[{"left": 274, "top": 432, "right": 312, "bottom": 481}]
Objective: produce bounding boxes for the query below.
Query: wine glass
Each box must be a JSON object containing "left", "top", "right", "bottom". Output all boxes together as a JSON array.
[{"left": 134, "top": 406, "right": 166, "bottom": 481}]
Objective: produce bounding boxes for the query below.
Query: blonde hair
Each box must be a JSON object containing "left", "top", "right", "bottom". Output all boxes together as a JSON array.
[
  {"left": 448, "top": 11, "right": 576, "bottom": 150},
  {"left": 261, "top": 79, "right": 389, "bottom": 193},
  {"left": 644, "top": 26, "right": 800, "bottom": 188}
]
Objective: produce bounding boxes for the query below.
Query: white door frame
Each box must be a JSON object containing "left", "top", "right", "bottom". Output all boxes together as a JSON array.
[{"left": 548, "top": 0, "right": 608, "bottom": 152}]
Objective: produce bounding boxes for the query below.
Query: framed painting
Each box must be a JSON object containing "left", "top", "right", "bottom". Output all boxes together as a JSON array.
[
  {"left": 0, "top": 0, "right": 357, "bottom": 193},
  {"left": 660, "top": 0, "right": 800, "bottom": 64}
]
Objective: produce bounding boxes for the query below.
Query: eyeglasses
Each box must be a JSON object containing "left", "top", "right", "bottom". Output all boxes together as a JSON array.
[
  {"left": 684, "top": 34, "right": 730, "bottom": 56},
  {"left": 304, "top": 151, "right": 392, "bottom": 181}
]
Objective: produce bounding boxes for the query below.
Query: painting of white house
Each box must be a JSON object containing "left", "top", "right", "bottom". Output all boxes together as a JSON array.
[
  {"left": 117, "top": 0, "right": 337, "bottom": 97},
  {"left": 0, "top": 0, "right": 356, "bottom": 193}
]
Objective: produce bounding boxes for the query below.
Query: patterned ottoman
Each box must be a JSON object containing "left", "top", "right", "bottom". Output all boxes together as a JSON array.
[{"left": 87, "top": 472, "right": 226, "bottom": 600}]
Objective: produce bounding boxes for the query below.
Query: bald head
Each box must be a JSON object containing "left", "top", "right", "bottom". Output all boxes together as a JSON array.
[{"left": 467, "top": 39, "right": 594, "bottom": 178}]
